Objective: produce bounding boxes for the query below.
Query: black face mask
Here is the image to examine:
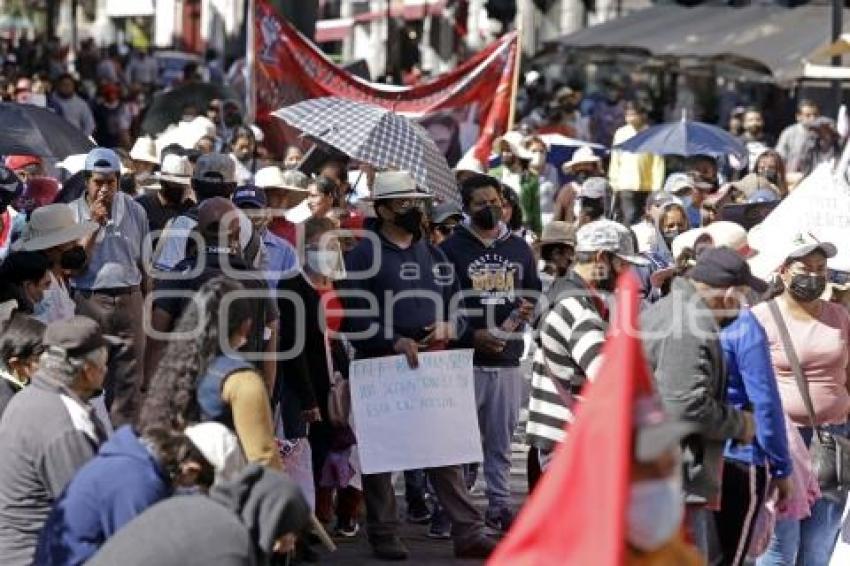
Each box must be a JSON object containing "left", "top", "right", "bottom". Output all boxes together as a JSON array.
[
  {"left": 60, "top": 245, "right": 87, "bottom": 271},
  {"left": 788, "top": 273, "right": 826, "bottom": 303},
  {"left": 471, "top": 205, "right": 502, "bottom": 231},
  {"left": 0, "top": 192, "right": 12, "bottom": 211},
  {"left": 224, "top": 113, "right": 242, "bottom": 128},
  {"left": 394, "top": 208, "right": 423, "bottom": 239},
  {"left": 761, "top": 170, "right": 779, "bottom": 185}
]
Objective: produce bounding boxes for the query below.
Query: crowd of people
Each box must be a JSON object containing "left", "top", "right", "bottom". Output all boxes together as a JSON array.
[{"left": 0, "top": 35, "right": 849, "bottom": 566}]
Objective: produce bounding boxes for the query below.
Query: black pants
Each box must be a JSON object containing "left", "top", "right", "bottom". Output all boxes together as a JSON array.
[
  {"left": 616, "top": 190, "right": 650, "bottom": 226},
  {"left": 363, "top": 465, "right": 484, "bottom": 546},
  {"left": 712, "top": 460, "right": 769, "bottom": 566}
]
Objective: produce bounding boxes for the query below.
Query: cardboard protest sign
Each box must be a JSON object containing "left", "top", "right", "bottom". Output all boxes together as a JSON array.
[{"left": 348, "top": 349, "right": 482, "bottom": 474}]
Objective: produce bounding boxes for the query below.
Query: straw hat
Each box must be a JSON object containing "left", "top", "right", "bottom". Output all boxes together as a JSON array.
[
  {"left": 255, "top": 166, "right": 309, "bottom": 192},
  {"left": 563, "top": 145, "right": 601, "bottom": 172},
  {"left": 540, "top": 221, "right": 576, "bottom": 245},
  {"left": 156, "top": 154, "right": 193, "bottom": 186},
  {"left": 363, "top": 171, "right": 432, "bottom": 201},
  {"left": 129, "top": 136, "right": 158, "bottom": 165},
  {"left": 12, "top": 203, "right": 98, "bottom": 252}
]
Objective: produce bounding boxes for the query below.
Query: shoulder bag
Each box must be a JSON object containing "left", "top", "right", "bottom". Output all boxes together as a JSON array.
[{"left": 767, "top": 300, "right": 850, "bottom": 496}]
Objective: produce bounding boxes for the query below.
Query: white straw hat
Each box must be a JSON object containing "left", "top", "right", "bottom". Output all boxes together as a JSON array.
[{"left": 12, "top": 203, "right": 99, "bottom": 252}]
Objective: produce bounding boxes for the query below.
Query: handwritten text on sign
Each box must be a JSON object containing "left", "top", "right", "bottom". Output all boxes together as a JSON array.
[{"left": 349, "top": 349, "right": 482, "bottom": 474}]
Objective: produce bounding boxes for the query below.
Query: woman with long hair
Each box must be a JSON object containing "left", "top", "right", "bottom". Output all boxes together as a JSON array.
[
  {"left": 753, "top": 150, "right": 789, "bottom": 197},
  {"left": 140, "top": 276, "right": 282, "bottom": 470}
]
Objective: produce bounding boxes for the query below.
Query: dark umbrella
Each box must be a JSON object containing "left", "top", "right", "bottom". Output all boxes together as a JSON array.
[
  {"left": 140, "top": 82, "right": 242, "bottom": 135},
  {"left": 614, "top": 117, "right": 746, "bottom": 160},
  {"left": 273, "top": 97, "right": 460, "bottom": 206},
  {"left": 0, "top": 103, "right": 95, "bottom": 159}
]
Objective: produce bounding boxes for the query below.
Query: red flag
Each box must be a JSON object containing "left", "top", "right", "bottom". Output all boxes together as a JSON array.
[
  {"left": 488, "top": 271, "right": 652, "bottom": 566},
  {"left": 472, "top": 37, "right": 518, "bottom": 166}
]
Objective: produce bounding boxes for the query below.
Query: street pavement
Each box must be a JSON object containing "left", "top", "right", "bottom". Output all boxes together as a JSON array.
[{"left": 316, "top": 410, "right": 531, "bottom": 565}]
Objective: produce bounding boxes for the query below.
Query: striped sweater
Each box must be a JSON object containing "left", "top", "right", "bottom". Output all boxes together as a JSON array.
[{"left": 526, "top": 272, "right": 607, "bottom": 451}]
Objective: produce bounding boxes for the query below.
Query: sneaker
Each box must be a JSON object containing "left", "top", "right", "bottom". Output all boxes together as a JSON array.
[
  {"left": 371, "top": 536, "right": 410, "bottom": 561},
  {"left": 484, "top": 507, "right": 516, "bottom": 533},
  {"left": 427, "top": 511, "right": 451, "bottom": 540},
  {"left": 454, "top": 533, "right": 498, "bottom": 559},
  {"left": 406, "top": 497, "right": 432, "bottom": 524},
  {"left": 335, "top": 519, "right": 360, "bottom": 538}
]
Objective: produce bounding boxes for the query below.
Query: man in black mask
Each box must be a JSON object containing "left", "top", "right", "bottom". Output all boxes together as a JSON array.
[
  {"left": 0, "top": 165, "right": 22, "bottom": 258},
  {"left": 341, "top": 171, "right": 497, "bottom": 561},
  {"left": 440, "top": 173, "right": 540, "bottom": 533},
  {"left": 135, "top": 154, "right": 194, "bottom": 247}
]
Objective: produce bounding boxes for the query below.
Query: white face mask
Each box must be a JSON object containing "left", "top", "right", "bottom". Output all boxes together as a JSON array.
[
  {"left": 627, "top": 475, "right": 684, "bottom": 553},
  {"left": 306, "top": 248, "right": 346, "bottom": 281}
]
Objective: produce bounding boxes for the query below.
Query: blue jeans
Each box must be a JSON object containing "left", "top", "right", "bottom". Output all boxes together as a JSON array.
[
  {"left": 474, "top": 366, "right": 524, "bottom": 512},
  {"left": 756, "top": 423, "right": 850, "bottom": 566}
]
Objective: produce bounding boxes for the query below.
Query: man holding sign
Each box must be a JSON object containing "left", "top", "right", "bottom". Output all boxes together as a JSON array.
[{"left": 341, "top": 171, "right": 495, "bottom": 561}]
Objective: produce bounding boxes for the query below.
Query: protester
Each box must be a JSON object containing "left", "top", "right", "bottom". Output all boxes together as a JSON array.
[
  {"left": 752, "top": 234, "right": 850, "bottom": 566},
  {"left": 641, "top": 247, "right": 759, "bottom": 557},
  {"left": 537, "top": 220, "right": 576, "bottom": 293},
  {"left": 754, "top": 149, "right": 790, "bottom": 197},
  {"left": 86, "top": 464, "right": 309, "bottom": 566},
  {"left": 555, "top": 145, "right": 603, "bottom": 223},
  {"left": 637, "top": 199, "right": 690, "bottom": 301},
  {"left": 307, "top": 174, "right": 341, "bottom": 220},
  {"left": 284, "top": 145, "right": 304, "bottom": 169},
  {"left": 229, "top": 125, "right": 258, "bottom": 184},
  {"left": 609, "top": 101, "right": 665, "bottom": 225},
  {"left": 524, "top": 135, "right": 560, "bottom": 225},
  {"left": 342, "top": 170, "right": 496, "bottom": 560},
  {"left": 11, "top": 203, "right": 98, "bottom": 323},
  {"left": 527, "top": 219, "right": 646, "bottom": 462},
  {"left": 256, "top": 166, "right": 310, "bottom": 246},
  {"left": 0, "top": 250, "right": 52, "bottom": 315},
  {"left": 5, "top": 154, "right": 44, "bottom": 183},
  {"left": 232, "top": 184, "right": 298, "bottom": 287},
  {"left": 136, "top": 153, "right": 194, "bottom": 239},
  {"left": 147, "top": 198, "right": 279, "bottom": 391},
  {"left": 0, "top": 313, "right": 45, "bottom": 418},
  {"left": 92, "top": 82, "right": 131, "bottom": 149},
  {"left": 50, "top": 73, "right": 95, "bottom": 137},
  {"left": 70, "top": 147, "right": 149, "bottom": 427},
  {"left": 776, "top": 99, "right": 820, "bottom": 175},
  {"left": 489, "top": 131, "right": 541, "bottom": 234},
  {"left": 0, "top": 316, "right": 109, "bottom": 566},
  {"left": 128, "top": 135, "right": 159, "bottom": 186},
  {"left": 440, "top": 173, "right": 541, "bottom": 532},
  {"left": 428, "top": 201, "right": 463, "bottom": 246},
  {"left": 34, "top": 425, "right": 215, "bottom": 566},
  {"left": 738, "top": 107, "right": 774, "bottom": 170}
]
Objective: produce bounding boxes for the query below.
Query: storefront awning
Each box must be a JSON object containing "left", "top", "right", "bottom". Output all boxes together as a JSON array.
[{"left": 550, "top": 3, "right": 848, "bottom": 83}]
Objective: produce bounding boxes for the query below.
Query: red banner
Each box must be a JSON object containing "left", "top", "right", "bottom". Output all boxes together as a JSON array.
[{"left": 252, "top": 0, "right": 517, "bottom": 166}]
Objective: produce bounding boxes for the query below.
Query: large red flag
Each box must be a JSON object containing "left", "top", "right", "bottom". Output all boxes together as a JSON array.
[
  {"left": 472, "top": 38, "right": 517, "bottom": 166},
  {"left": 488, "top": 272, "right": 653, "bottom": 566}
]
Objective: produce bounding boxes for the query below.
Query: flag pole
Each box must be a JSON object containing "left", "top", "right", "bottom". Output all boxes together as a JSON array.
[
  {"left": 506, "top": 5, "right": 524, "bottom": 130},
  {"left": 245, "top": 0, "right": 257, "bottom": 124}
]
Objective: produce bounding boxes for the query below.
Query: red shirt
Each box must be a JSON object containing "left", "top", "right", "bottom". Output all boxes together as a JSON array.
[{"left": 269, "top": 218, "right": 297, "bottom": 247}]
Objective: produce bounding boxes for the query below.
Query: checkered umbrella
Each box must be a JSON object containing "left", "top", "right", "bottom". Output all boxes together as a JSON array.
[{"left": 273, "top": 97, "right": 460, "bottom": 206}]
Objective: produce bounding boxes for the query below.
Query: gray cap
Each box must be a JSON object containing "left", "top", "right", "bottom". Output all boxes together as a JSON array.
[
  {"left": 193, "top": 153, "right": 236, "bottom": 184},
  {"left": 575, "top": 219, "right": 648, "bottom": 266},
  {"left": 579, "top": 177, "right": 610, "bottom": 200},
  {"left": 431, "top": 202, "right": 462, "bottom": 225},
  {"left": 43, "top": 315, "right": 116, "bottom": 357},
  {"left": 785, "top": 232, "right": 837, "bottom": 263}
]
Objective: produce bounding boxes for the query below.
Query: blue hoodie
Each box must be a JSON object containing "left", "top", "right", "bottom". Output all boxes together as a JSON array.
[
  {"left": 721, "top": 310, "right": 792, "bottom": 478},
  {"left": 440, "top": 222, "right": 541, "bottom": 367},
  {"left": 342, "top": 230, "right": 465, "bottom": 359},
  {"left": 34, "top": 425, "right": 171, "bottom": 566}
]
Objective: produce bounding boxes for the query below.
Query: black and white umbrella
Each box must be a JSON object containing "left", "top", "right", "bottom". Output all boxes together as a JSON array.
[
  {"left": 0, "top": 103, "right": 95, "bottom": 158},
  {"left": 273, "top": 97, "right": 460, "bottom": 206}
]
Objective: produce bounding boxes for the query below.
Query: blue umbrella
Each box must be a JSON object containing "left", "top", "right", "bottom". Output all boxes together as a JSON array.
[{"left": 613, "top": 118, "right": 746, "bottom": 160}]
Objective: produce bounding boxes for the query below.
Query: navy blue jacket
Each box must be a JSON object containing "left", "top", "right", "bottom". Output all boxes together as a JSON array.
[
  {"left": 721, "top": 310, "right": 792, "bottom": 478},
  {"left": 440, "top": 223, "right": 541, "bottom": 367},
  {"left": 34, "top": 425, "right": 171, "bottom": 565},
  {"left": 342, "top": 230, "right": 464, "bottom": 360}
]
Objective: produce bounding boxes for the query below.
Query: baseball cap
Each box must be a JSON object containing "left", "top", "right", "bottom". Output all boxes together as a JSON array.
[
  {"left": 431, "top": 202, "right": 462, "bottom": 225},
  {"left": 579, "top": 177, "right": 609, "bottom": 200},
  {"left": 784, "top": 232, "right": 837, "bottom": 263},
  {"left": 84, "top": 148, "right": 121, "bottom": 175},
  {"left": 233, "top": 185, "right": 266, "bottom": 209},
  {"left": 43, "top": 315, "right": 117, "bottom": 357},
  {"left": 5, "top": 155, "right": 41, "bottom": 171},
  {"left": 689, "top": 247, "right": 767, "bottom": 292},
  {"left": 645, "top": 191, "right": 680, "bottom": 210},
  {"left": 193, "top": 153, "right": 236, "bottom": 184},
  {"left": 575, "top": 219, "right": 648, "bottom": 266},
  {"left": 157, "top": 154, "right": 193, "bottom": 185},
  {"left": 662, "top": 172, "right": 712, "bottom": 195}
]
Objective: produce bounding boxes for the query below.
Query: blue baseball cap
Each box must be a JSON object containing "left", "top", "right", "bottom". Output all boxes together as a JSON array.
[
  {"left": 84, "top": 148, "right": 121, "bottom": 175},
  {"left": 232, "top": 185, "right": 266, "bottom": 209}
]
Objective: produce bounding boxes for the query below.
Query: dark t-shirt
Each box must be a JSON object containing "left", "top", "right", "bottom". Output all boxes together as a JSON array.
[
  {"left": 135, "top": 194, "right": 193, "bottom": 237},
  {"left": 152, "top": 251, "right": 279, "bottom": 356}
]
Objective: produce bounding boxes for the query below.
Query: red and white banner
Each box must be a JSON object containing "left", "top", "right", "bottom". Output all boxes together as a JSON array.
[{"left": 251, "top": 0, "right": 517, "bottom": 166}]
